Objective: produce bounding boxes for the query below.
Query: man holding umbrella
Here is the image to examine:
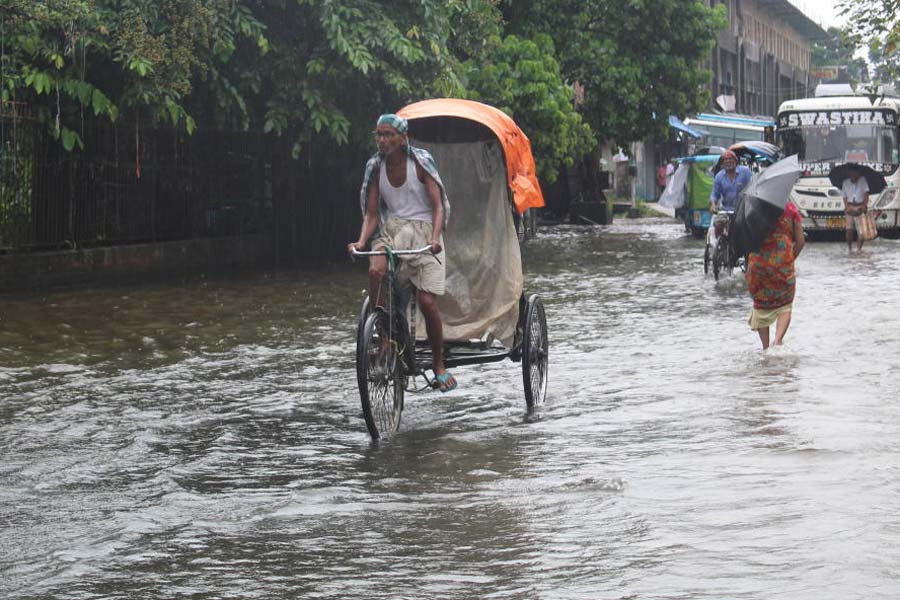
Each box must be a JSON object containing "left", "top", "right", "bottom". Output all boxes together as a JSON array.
[
  {"left": 828, "top": 162, "right": 887, "bottom": 252},
  {"left": 841, "top": 165, "right": 870, "bottom": 252}
]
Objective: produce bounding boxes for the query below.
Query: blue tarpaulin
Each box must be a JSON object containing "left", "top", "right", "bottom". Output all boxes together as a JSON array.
[{"left": 668, "top": 115, "right": 704, "bottom": 139}]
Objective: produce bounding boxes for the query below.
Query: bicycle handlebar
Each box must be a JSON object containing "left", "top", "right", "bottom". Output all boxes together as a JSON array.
[
  {"left": 351, "top": 245, "right": 441, "bottom": 265},
  {"left": 351, "top": 245, "right": 434, "bottom": 257}
]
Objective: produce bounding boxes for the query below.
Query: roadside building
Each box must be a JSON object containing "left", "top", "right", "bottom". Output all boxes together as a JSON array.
[
  {"left": 633, "top": 0, "right": 828, "bottom": 202},
  {"left": 709, "top": 0, "right": 827, "bottom": 118}
]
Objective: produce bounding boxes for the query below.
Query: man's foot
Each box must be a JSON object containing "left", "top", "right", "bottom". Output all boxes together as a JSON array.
[{"left": 433, "top": 372, "right": 458, "bottom": 393}]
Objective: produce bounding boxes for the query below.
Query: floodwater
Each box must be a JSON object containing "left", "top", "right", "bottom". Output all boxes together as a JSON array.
[{"left": 3, "top": 217, "right": 900, "bottom": 599}]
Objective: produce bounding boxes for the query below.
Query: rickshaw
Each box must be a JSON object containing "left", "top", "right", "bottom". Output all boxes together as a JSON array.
[
  {"left": 676, "top": 153, "right": 720, "bottom": 238},
  {"left": 678, "top": 142, "right": 785, "bottom": 239},
  {"left": 353, "top": 98, "right": 549, "bottom": 440}
]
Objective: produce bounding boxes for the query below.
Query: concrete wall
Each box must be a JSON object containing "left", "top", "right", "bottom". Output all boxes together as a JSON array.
[
  {"left": 0, "top": 234, "right": 275, "bottom": 292},
  {"left": 710, "top": 0, "right": 824, "bottom": 115}
]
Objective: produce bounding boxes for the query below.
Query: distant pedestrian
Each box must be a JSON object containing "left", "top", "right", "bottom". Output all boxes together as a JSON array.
[
  {"left": 665, "top": 159, "right": 676, "bottom": 185},
  {"left": 745, "top": 201, "right": 805, "bottom": 349},
  {"left": 841, "top": 165, "right": 870, "bottom": 252},
  {"left": 656, "top": 162, "right": 667, "bottom": 199}
]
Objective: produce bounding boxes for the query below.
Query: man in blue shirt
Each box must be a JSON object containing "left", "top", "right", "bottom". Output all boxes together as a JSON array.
[{"left": 709, "top": 150, "right": 752, "bottom": 213}]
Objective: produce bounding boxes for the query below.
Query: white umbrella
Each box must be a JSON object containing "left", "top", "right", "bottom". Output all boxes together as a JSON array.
[{"left": 740, "top": 154, "right": 802, "bottom": 209}]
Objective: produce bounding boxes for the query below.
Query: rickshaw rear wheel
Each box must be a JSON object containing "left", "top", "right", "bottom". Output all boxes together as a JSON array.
[
  {"left": 357, "top": 310, "right": 405, "bottom": 440},
  {"left": 703, "top": 243, "right": 711, "bottom": 275},
  {"left": 522, "top": 295, "right": 549, "bottom": 410}
]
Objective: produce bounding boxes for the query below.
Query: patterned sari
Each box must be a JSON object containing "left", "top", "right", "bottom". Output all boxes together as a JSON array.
[{"left": 746, "top": 202, "right": 801, "bottom": 310}]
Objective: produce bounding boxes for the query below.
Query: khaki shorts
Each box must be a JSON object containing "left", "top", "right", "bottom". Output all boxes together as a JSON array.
[
  {"left": 748, "top": 303, "right": 792, "bottom": 330},
  {"left": 373, "top": 217, "right": 445, "bottom": 295}
]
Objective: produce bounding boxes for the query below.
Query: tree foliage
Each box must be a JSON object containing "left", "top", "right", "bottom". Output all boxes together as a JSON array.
[
  {"left": 500, "top": 0, "right": 726, "bottom": 147},
  {"left": 463, "top": 34, "right": 594, "bottom": 183},
  {"left": 811, "top": 26, "right": 869, "bottom": 83},
  {"left": 216, "top": 0, "right": 494, "bottom": 158},
  {"left": 2, "top": 0, "right": 727, "bottom": 178},
  {"left": 839, "top": 0, "right": 900, "bottom": 83},
  {"left": 0, "top": 0, "right": 251, "bottom": 148}
]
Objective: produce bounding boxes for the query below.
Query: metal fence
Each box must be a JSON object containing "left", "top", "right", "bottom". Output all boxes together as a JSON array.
[{"left": 0, "top": 103, "right": 271, "bottom": 253}]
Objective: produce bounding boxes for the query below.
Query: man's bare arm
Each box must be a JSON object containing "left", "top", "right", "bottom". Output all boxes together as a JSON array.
[{"left": 349, "top": 175, "right": 381, "bottom": 252}]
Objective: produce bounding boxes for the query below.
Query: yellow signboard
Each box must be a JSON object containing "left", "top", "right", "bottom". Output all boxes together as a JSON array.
[{"left": 810, "top": 66, "right": 840, "bottom": 80}]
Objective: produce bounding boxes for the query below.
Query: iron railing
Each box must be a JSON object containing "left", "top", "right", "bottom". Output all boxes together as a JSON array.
[{"left": 0, "top": 104, "right": 271, "bottom": 252}]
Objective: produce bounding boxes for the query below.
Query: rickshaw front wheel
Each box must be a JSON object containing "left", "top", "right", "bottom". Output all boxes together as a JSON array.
[
  {"left": 356, "top": 296, "right": 370, "bottom": 351},
  {"left": 703, "top": 243, "right": 711, "bottom": 275},
  {"left": 357, "top": 310, "right": 405, "bottom": 440},
  {"left": 712, "top": 239, "right": 733, "bottom": 281},
  {"left": 522, "top": 295, "right": 549, "bottom": 410}
]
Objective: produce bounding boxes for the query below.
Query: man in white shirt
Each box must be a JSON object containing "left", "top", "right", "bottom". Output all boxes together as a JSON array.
[
  {"left": 348, "top": 114, "right": 457, "bottom": 392},
  {"left": 841, "top": 166, "right": 870, "bottom": 252}
]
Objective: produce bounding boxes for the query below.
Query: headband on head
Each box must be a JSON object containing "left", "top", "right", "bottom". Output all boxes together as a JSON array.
[{"left": 376, "top": 113, "right": 408, "bottom": 134}]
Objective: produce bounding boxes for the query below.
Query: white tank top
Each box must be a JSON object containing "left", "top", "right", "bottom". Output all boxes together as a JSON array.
[{"left": 379, "top": 157, "right": 433, "bottom": 222}]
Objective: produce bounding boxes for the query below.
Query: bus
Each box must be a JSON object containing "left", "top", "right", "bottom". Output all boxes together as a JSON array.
[
  {"left": 684, "top": 112, "right": 775, "bottom": 150},
  {"left": 776, "top": 84, "right": 900, "bottom": 237}
]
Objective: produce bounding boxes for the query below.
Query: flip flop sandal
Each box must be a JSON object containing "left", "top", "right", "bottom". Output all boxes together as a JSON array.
[{"left": 434, "top": 372, "right": 457, "bottom": 393}]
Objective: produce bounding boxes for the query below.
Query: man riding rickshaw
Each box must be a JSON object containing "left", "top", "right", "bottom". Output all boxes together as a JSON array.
[{"left": 350, "top": 99, "right": 549, "bottom": 440}]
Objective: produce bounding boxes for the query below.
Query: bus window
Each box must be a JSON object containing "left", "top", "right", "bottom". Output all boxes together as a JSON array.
[
  {"left": 779, "top": 129, "right": 805, "bottom": 158},
  {"left": 779, "top": 124, "right": 897, "bottom": 163},
  {"left": 883, "top": 133, "right": 895, "bottom": 163},
  {"left": 823, "top": 128, "right": 846, "bottom": 161}
]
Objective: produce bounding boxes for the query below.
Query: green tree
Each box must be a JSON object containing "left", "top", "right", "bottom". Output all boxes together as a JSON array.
[
  {"left": 208, "top": 0, "right": 503, "bottom": 159},
  {"left": 463, "top": 34, "right": 595, "bottom": 183},
  {"left": 839, "top": 0, "right": 900, "bottom": 82},
  {"left": 868, "top": 44, "right": 900, "bottom": 85},
  {"left": 811, "top": 26, "right": 869, "bottom": 83},
  {"left": 1, "top": 0, "right": 249, "bottom": 148},
  {"left": 500, "top": 0, "right": 726, "bottom": 146}
]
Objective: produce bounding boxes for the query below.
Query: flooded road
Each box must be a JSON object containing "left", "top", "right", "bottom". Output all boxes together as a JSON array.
[{"left": 3, "top": 217, "right": 900, "bottom": 599}]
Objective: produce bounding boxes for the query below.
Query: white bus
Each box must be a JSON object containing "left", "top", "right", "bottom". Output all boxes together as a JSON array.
[
  {"left": 776, "top": 84, "right": 900, "bottom": 237},
  {"left": 684, "top": 112, "right": 775, "bottom": 150}
]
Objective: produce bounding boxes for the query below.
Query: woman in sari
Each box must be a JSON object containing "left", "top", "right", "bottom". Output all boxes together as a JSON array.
[{"left": 745, "top": 201, "right": 805, "bottom": 349}]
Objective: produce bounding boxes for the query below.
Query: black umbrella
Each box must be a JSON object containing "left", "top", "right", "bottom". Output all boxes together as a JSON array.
[
  {"left": 729, "top": 155, "right": 802, "bottom": 258},
  {"left": 828, "top": 163, "right": 887, "bottom": 195}
]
